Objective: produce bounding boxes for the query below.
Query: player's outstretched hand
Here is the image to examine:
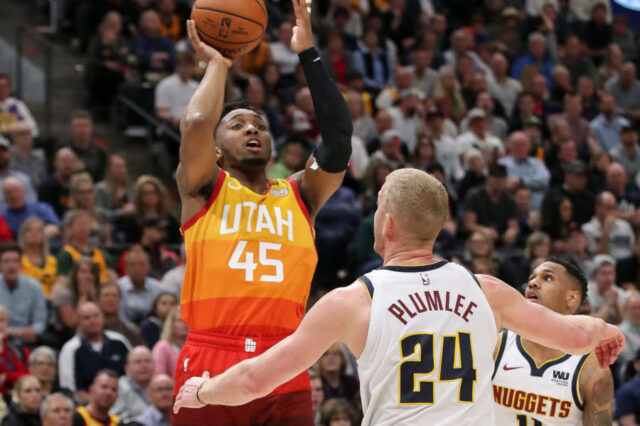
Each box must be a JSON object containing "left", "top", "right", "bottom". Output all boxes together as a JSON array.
[
  {"left": 594, "top": 324, "right": 625, "bottom": 369},
  {"left": 186, "top": 20, "right": 232, "bottom": 67},
  {"left": 173, "top": 371, "right": 211, "bottom": 414},
  {"left": 291, "top": 0, "right": 313, "bottom": 53}
]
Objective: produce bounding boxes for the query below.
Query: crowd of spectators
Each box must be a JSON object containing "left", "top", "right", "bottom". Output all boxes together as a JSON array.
[{"left": 2, "top": 0, "right": 640, "bottom": 424}]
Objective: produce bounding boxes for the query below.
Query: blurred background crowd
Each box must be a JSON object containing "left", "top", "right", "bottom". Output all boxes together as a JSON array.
[{"left": 2, "top": 0, "right": 640, "bottom": 424}]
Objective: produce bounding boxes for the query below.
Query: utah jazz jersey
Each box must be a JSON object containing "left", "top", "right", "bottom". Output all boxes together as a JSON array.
[
  {"left": 492, "top": 329, "right": 589, "bottom": 425},
  {"left": 357, "top": 261, "right": 497, "bottom": 426},
  {"left": 180, "top": 171, "right": 317, "bottom": 337}
]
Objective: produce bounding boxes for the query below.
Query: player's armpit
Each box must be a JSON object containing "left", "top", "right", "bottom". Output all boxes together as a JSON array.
[
  {"left": 580, "top": 356, "right": 613, "bottom": 426},
  {"left": 292, "top": 157, "right": 346, "bottom": 219}
]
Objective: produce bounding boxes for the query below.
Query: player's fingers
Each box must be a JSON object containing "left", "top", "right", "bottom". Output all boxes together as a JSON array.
[
  {"left": 187, "top": 21, "right": 198, "bottom": 47},
  {"left": 305, "top": 0, "right": 312, "bottom": 14},
  {"left": 292, "top": 0, "right": 300, "bottom": 16},
  {"left": 203, "top": 371, "right": 210, "bottom": 379}
]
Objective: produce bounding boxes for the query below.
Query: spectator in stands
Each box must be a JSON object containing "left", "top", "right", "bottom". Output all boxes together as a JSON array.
[
  {"left": 134, "top": 374, "right": 173, "bottom": 426},
  {"left": 408, "top": 49, "right": 437, "bottom": 97},
  {"left": 619, "top": 294, "right": 640, "bottom": 368},
  {"left": 1, "top": 178, "right": 60, "bottom": 240},
  {"left": 577, "top": 76, "right": 600, "bottom": 121},
  {"left": 66, "top": 173, "right": 112, "bottom": 244},
  {"left": 456, "top": 108, "right": 504, "bottom": 165},
  {"left": 72, "top": 370, "right": 120, "bottom": 425},
  {"left": 370, "top": 129, "right": 405, "bottom": 170},
  {"left": 97, "top": 282, "right": 143, "bottom": 347},
  {"left": 152, "top": 306, "right": 187, "bottom": 378},
  {"left": 615, "top": 349, "right": 640, "bottom": 424},
  {"left": 58, "top": 302, "right": 129, "bottom": 400},
  {"left": 130, "top": 10, "right": 176, "bottom": 77},
  {"left": 588, "top": 254, "right": 629, "bottom": 324},
  {"left": 288, "top": 87, "right": 319, "bottom": 142},
  {"left": 463, "top": 163, "right": 519, "bottom": 246},
  {"left": 0, "top": 243, "right": 46, "bottom": 346},
  {"left": 463, "top": 91, "right": 508, "bottom": 141},
  {"left": 155, "top": 51, "right": 197, "bottom": 130},
  {"left": 605, "top": 162, "right": 640, "bottom": 223},
  {"left": 543, "top": 159, "right": 595, "bottom": 225},
  {"left": 49, "top": 257, "right": 101, "bottom": 348},
  {"left": 94, "top": 154, "right": 134, "bottom": 219},
  {"left": 432, "top": 66, "right": 466, "bottom": 124},
  {"left": 613, "top": 16, "right": 636, "bottom": 61},
  {"left": 117, "top": 247, "right": 162, "bottom": 324},
  {"left": 66, "top": 111, "right": 107, "bottom": 183},
  {"left": 157, "top": 0, "right": 182, "bottom": 43},
  {"left": 140, "top": 292, "right": 177, "bottom": 349},
  {"left": 18, "top": 218, "right": 57, "bottom": 298},
  {"left": 367, "top": 109, "right": 393, "bottom": 153},
  {"left": 542, "top": 195, "right": 577, "bottom": 246},
  {"left": 549, "top": 94, "right": 597, "bottom": 161},
  {"left": 425, "top": 109, "right": 463, "bottom": 185},
  {"left": 320, "top": 398, "right": 359, "bottom": 426},
  {"left": 317, "top": 343, "right": 359, "bottom": 402},
  {"left": 353, "top": 29, "right": 394, "bottom": 94},
  {"left": 487, "top": 52, "right": 522, "bottom": 118},
  {"left": 40, "top": 393, "right": 73, "bottom": 426},
  {"left": 57, "top": 210, "right": 109, "bottom": 282},
  {"left": 0, "top": 304, "right": 28, "bottom": 396},
  {"left": 269, "top": 22, "right": 299, "bottom": 83},
  {"left": 160, "top": 243, "right": 184, "bottom": 297},
  {"left": 111, "top": 346, "right": 154, "bottom": 422},
  {"left": 346, "top": 90, "right": 376, "bottom": 146},
  {"left": 443, "top": 29, "right": 489, "bottom": 75},
  {"left": 0, "top": 136, "right": 37, "bottom": 209},
  {"left": 617, "top": 237, "right": 640, "bottom": 289},
  {"left": 511, "top": 32, "right": 554, "bottom": 87},
  {"left": 457, "top": 148, "right": 485, "bottom": 202},
  {"left": 499, "top": 131, "right": 550, "bottom": 209},
  {"left": 582, "top": 3, "right": 613, "bottom": 62},
  {"left": 460, "top": 230, "right": 498, "bottom": 276},
  {"left": 115, "top": 175, "right": 180, "bottom": 244},
  {"left": 267, "top": 140, "right": 306, "bottom": 180},
  {"left": 582, "top": 191, "right": 635, "bottom": 260},
  {"left": 375, "top": 67, "right": 413, "bottom": 110},
  {"left": 606, "top": 62, "right": 640, "bottom": 120},
  {"left": 8, "top": 123, "right": 46, "bottom": 187},
  {"left": 590, "top": 93, "right": 629, "bottom": 152},
  {"left": 598, "top": 43, "right": 624, "bottom": 87},
  {"left": 3, "top": 375, "right": 43, "bottom": 426},
  {"left": 245, "top": 79, "right": 285, "bottom": 146},
  {"left": 561, "top": 34, "right": 597, "bottom": 87},
  {"left": 612, "top": 125, "right": 640, "bottom": 180},
  {"left": 389, "top": 88, "right": 424, "bottom": 151},
  {"left": 310, "top": 370, "right": 324, "bottom": 426},
  {"left": 38, "top": 148, "right": 79, "bottom": 218},
  {"left": 0, "top": 74, "right": 38, "bottom": 137},
  {"left": 320, "top": 32, "right": 357, "bottom": 88},
  {"left": 409, "top": 135, "right": 437, "bottom": 170},
  {"left": 232, "top": 39, "right": 272, "bottom": 83},
  {"left": 28, "top": 347, "right": 58, "bottom": 397}
]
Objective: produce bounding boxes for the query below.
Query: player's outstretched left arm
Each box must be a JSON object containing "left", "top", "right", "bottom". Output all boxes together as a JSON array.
[
  {"left": 173, "top": 282, "right": 370, "bottom": 412},
  {"left": 580, "top": 355, "right": 614, "bottom": 426},
  {"left": 289, "top": 0, "right": 353, "bottom": 219}
]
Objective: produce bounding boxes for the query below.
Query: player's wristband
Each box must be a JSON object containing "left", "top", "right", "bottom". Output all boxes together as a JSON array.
[{"left": 196, "top": 379, "right": 208, "bottom": 406}]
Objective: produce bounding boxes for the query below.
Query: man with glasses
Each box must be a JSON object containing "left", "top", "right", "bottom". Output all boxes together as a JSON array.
[{"left": 135, "top": 374, "right": 174, "bottom": 426}]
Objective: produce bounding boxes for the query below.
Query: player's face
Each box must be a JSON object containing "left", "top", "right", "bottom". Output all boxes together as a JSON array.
[
  {"left": 216, "top": 109, "right": 272, "bottom": 169},
  {"left": 525, "top": 262, "right": 579, "bottom": 314}
]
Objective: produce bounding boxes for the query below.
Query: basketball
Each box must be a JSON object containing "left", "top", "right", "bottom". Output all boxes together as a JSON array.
[{"left": 190, "top": 0, "right": 268, "bottom": 59}]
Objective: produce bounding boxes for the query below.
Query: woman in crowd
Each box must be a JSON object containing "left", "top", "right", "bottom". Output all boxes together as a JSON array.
[
  {"left": 1, "top": 375, "right": 42, "bottom": 426},
  {"left": 542, "top": 196, "right": 577, "bottom": 249},
  {"left": 66, "top": 173, "right": 112, "bottom": 245},
  {"left": 320, "top": 398, "right": 360, "bottom": 426},
  {"left": 18, "top": 218, "right": 57, "bottom": 298},
  {"left": 316, "top": 343, "right": 359, "bottom": 402},
  {"left": 359, "top": 159, "right": 393, "bottom": 215},
  {"left": 0, "top": 306, "right": 28, "bottom": 397},
  {"left": 152, "top": 306, "right": 188, "bottom": 378},
  {"left": 115, "top": 175, "right": 181, "bottom": 244},
  {"left": 140, "top": 292, "right": 178, "bottom": 349},
  {"left": 410, "top": 135, "right": 438, "bottom": 170},
  {"left": 94, "top": 154, "right": 134, "bottom": 220},
  {"left": 461, "top": 230, "right": 498, "bottom": 274},
  {"left": 346, "top": 90, "right": 376, "bottom": 145},
  {"left": 432, "top": 65, "right": 466, "bottom": 124},
  {"left": 27, "top": 347, "right": 59, "bottom": 398}
]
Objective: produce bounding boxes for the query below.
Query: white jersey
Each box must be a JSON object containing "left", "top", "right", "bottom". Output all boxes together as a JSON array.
[
  {"left": 357, "top": 261, "right": 498, "bottom": 426},
  {"left": 492, "top": 329, "right": 590, "bottom": 425}
]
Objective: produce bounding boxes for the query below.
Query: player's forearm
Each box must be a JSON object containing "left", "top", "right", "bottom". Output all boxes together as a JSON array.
[
  {"left": 180, "top": 60, "right": 229, "bottom": 137},
  {"left": 561, "top": 315, "right": 606, "bottom": 355},
  {"left": 299, "top": 47, "right": 352, "bottom": 172},
  {"left": 198, "top": 358, "right": 273, "bottom": 406}
]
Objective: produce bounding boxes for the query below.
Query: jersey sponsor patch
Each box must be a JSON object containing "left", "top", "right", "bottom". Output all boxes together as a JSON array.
[{"left": 270, "top": 187, "right": 289, "bottom": 197}]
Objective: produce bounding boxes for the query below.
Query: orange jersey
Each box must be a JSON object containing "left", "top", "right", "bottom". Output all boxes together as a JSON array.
[{"left": 180, "top": 171, "right": 317, "bottom": 337}]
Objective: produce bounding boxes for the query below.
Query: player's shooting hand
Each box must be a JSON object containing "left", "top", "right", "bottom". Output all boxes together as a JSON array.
[
  {"left": 594, "top": 324, "right": 625, "bottom": 369},
  {"left": 186, "top": 20, "right": 232, "bottom": 67},
  {"left": 173, "top": 371, "right": 211, "bottom": 414},
  {"left": 291, "top": 0, "right": 313, "bottom": 53}
]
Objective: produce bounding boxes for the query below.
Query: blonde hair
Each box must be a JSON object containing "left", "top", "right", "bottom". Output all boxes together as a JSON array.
[
  {"left": 134, "top": 175, "right": 170, "bottom": 221},
  {"left": 161, "top": 306, "right": 180, "bottom": 343},
  {"left": 383, "top": 169, "right": 449, "bottom": 241},
  {"left": 69, "top": 172, "right": 94, "bottom": 210},
  {"left": 524, "top": 231, "right": 550, "bottom": 259},
  {"left": 17, "top": 217, "right": 50, "bottom": 258},
  {"left": 317, "top": 342, "right": 348, "bottom": 376},
  {"left": 12, "top": 375, "right": 40, "bottom": 405}
]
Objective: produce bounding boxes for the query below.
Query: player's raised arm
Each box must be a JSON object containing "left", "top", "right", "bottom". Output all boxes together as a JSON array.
[
  {"left": 477, "top": 274, "right": 624, "bottom": 368},
  {"left": 176, "top": 20, "right": 232, "bottom": 202},
  {"left": 173, "top": 281, "right": 370, "bottom": 412},
  {"left": 289, "top": 0, "right": 353, "bottom": 218}
]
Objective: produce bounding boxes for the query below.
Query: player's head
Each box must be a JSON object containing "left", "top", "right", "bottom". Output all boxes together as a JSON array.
[
  {"left": 525, "top": 256, "right": 588, "bottom": 315},
  {"left": 373, "top": 168, "right": 448, "bottom": 256},
  {"left": 214, "top": 100, "right": 272, "bottom": 171}
]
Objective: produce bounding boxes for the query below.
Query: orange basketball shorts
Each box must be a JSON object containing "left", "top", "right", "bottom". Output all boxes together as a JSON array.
[{"left": 171, "top": 330, "right": 314, "bottom": 426}]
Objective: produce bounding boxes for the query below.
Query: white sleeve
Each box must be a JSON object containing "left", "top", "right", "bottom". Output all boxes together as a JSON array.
[
  {"left": 154, "top": 80, "right": 170, "bottom": 110},
  {"left": 58, "top": 342, "right": 76, "bottom": 392}
]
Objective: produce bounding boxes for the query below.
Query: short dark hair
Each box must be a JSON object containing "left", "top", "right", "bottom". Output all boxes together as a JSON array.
[
  {"left": 547, "top": 256, "right": 588, "bottom": 303},
  {"left": 215, "top": 100, "right": 259, "bottom": 132},
  {"left": 71, "top": 109, "right": 92, "bottom": 122},
  {"left": 0, "top": 242, "right": 22, "bottom": 259},
  {"left": 93, "top": 369, "right": 119, "bottom": 384}
]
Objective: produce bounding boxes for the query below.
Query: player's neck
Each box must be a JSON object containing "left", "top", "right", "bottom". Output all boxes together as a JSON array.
[
  {"left": 520, "top": 337, "right": 566, "bottom": 363},
  {"left": 383, "top": 247, "right": 435, "bottom": 267},
  {"left": 227, "top": 167, "right": 268, "bottom": 194}
]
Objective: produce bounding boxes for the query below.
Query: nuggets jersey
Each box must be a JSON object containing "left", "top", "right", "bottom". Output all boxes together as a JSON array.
[
  {"left": 180, "top": 171, "right": 317, "bottom": 337},
  {"left": 492, "top": 329, "right": 590, "bottom": 425},
  {"left": 357, "top": 261, "right": 497, "bottom": 426}
]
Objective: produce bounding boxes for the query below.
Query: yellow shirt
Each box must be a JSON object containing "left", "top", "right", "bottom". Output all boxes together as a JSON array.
[
  {"left": 76, "top": 407, "right": 119, "bottom": 426},
  {"left": 21, "top": 255, "right": 57, "bottom": 296}
]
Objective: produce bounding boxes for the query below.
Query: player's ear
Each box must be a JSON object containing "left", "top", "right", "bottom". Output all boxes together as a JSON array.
[
  {"left": 566, "top": 289, "right": 581, "bottom": 313},
  {"left": 382, "top": 213, "right": 394, "bottom": 240}
]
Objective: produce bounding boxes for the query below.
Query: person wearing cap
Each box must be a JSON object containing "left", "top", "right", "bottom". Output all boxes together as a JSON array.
[
  {"left": 611, "top": 125, "right": 640, "bottom": 180},
  {"left": 582, "top": 191, "right": 635, "bottom": 261},
  {"left": 460, "top": 91, "right": 509, "bottom": 141},
  {"left": 615, "top": 348, "right": 640, "bottom": 425},
  {"left": 463, "top": 163, "right": 519, "bottom": 246},
  {"left": 0, "top": 136, "right": 37, "bottom": 209},
  {"left": 498, "top": 131, "right": 550, "bottom": 209},
  {"left": 456, "top": 107, "right": 505, "bottom": 164},
  {"left": 371, "top": 129, "right": 405, "bottom": 169},
  {"left": 542, "top": 158, "right": 596, "bottom": 225},
  {"left": 588, "top": 254, "right": 630, "bottom": 324},
  {"left": 590, "top": 93, "right": 629, "bottom": 152},
  {"left": 388, "top": 88, "right": 424, "bottom": 152}
]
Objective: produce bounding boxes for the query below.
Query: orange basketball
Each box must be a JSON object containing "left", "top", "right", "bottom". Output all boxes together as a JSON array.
[{"left": 191, "top": 0, "right": 268, "bottom": 59}]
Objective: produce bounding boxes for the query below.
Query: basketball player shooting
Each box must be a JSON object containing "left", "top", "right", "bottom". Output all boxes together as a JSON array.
[
  {"left": 173, "top": 0, "right": 352, "bottom": 423},
  {"left": 493, "top": 257, "right": 614, "bottom": 425},
  {"left": 174, "top": 169, "right": 624, "bottom": 425}
]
